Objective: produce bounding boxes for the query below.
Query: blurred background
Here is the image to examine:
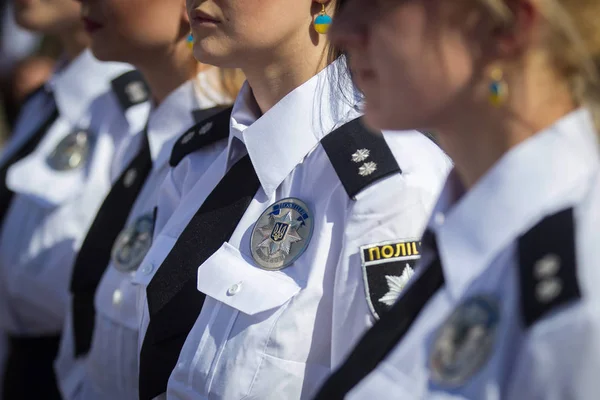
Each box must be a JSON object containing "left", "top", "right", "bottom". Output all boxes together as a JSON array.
[{"left": 0, "top": 0, "right": 62, "bottom": 146}]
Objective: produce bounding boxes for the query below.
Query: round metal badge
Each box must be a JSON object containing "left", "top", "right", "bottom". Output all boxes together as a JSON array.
[
  {"left": 429, "top": 295, "right": 500, "bottom": 387},
  {"left": 46, "top": 130, "right": 92, "bottom": 171},
  {"left": 111, "top": 213, "right": 155, "bottom": 273},
  {"left": 250, "top": 198, "right": 314, "bottom": 271}
]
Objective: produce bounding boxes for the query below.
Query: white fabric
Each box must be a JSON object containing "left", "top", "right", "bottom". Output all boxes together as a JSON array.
[
  {"left": 55, "top": 68, "right": 231, "bottom": 400},
  {"left": 348, "top": 108, "right": 600, "bottom": 399},
  {"left": 132, "top": 60, "right": 452, "bottom": 399}
]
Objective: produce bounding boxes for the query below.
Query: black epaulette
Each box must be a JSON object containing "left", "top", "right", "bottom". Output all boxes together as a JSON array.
[
  {"left": 321, "top": 117, "right": 401, "bottom": 199},
  {"left": 518, "top": 207, "right": 581, "bottom": 328},
  {"left": 169, "top": 106, "right": 233, "bottom": 167},
  {"left": 111, "top": 70, "right": 150, "bottom": 111}
]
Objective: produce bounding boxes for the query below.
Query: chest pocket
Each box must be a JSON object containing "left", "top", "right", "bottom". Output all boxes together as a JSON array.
[
  {"left": 177, "top": 242, "right": 307, "bottom": 398},
  {"left": 6, "top": 127, "right": 96, "bottom": 208},
  {"left": 197, "top": 242, "right": 301, "bottom": 314}
]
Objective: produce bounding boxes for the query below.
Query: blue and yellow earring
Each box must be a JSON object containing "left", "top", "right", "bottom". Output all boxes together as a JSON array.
[
  {"left": 488, "top": 67, "right": 508, "bottom": 107},
  {"left": 187, "top": 32, "right": 194, "bottom": 49},
  {"left": 314, "top": 3, "right": 332, "bottom": 34}
]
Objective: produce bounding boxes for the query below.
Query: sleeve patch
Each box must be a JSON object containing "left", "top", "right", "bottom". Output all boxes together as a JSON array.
[{"left": 360, "top": 239, "right": 422, "bottom": 319}]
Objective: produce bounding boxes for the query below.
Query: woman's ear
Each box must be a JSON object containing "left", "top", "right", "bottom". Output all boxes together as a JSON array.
[
  {"left": 182, "top": 0, "right": 191, "bottom": 25},
  {"left": 488, "top": 0, "right": 538, "bottom": 61}
]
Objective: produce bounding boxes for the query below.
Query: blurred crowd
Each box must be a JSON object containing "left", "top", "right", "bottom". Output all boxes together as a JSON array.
[{"left": 0, "top": 0, "right": 60, "bottom": 145}]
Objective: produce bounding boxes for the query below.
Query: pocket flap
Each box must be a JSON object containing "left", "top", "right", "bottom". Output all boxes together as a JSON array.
[
  {"left": 197, "top": 242, "right": 301, "bottom": 316},
  {"left": 6, "top": 139, "right": 87, "bottom": 208}
]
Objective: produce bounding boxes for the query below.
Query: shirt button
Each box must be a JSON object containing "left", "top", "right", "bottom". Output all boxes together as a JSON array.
[
  {"left": 112, "top": 289, "right": 123, "bottom": 306},
  {"left": 141, "top": 263, "right": 154, "bottom": 275},
  {"left": 227, "top": 282, "right": 242, "bottom": 296},
  {"left": 434, "top": 212, "right": 445, "bottom": 225},
  {"left": 123, "top": 168, "right": 138, "bottom": 188}
]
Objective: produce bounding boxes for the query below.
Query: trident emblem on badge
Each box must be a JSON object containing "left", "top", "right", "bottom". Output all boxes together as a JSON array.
[
  {"left": 270, "top": 222, "right": 289, "bottom": 242},
  {"left": 250, "top": 198, "right": 314, "bottom": 271}
]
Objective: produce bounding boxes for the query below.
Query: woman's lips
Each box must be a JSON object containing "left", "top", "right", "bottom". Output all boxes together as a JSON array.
[
  {"left": 82, "top": 17, "right": 103, "bottom": 33},
  {"left": 190, "top": 9, "right": 220, "bottom": 27}
]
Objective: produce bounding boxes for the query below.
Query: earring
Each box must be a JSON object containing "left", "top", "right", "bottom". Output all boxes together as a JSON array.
[
  {"left": 314, "top": 3, "right": 332, "bottom": 35},
  {"left": 488, "top": 67, "right": 508, "bottom": 107},
  {"left": 187, "top": 32, "right": 194, "bottom": 49}
]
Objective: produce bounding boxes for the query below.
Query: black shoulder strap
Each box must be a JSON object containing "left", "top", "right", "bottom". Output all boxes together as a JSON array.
[
  {"left": 169, "top": 106, "right": 233, "bottom": 167},
  {"left": 518, "top": 207, "right": 581, "bottom": 328},
  {"left": 110, "top": 70, "right": 150, "bottom": 112},
  {"left": 321, "top": 117, "right": 401, "bottom": 199}
]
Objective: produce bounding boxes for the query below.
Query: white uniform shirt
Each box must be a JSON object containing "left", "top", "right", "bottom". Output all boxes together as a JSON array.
[
  {"left": 0, "top": 50, "right": 147, "bottom": 336},
  {"left": 132, "top": 61, "right": 451, "bottom": 399},
  {"left": 346, "top": 108, "right": 600, "bottom": 400},
  {"left": 55, "top": 69, "right": 231, "bottom": 400}
]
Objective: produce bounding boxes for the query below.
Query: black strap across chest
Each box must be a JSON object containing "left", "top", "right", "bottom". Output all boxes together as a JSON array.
[
  {"left": 0, "top": 95, "right": 59, "bottom": 227},
  {"left": 313, "top": 230, "right": 444, "bottom": 399},
  {"left": 139, "top": 154, "right": 260, "bottom": 400},
  {"left": 69, "top": 105, "right": 232, "bottom": 358},
  {"left": 70, "top": 132, "right": 153, "bottom": 357}
]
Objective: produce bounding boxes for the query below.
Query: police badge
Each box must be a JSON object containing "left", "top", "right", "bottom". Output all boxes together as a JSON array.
[
  {"left": 46, "top": 129, "right": 92, "bottom": 171},
  {"left": 429, "top": 295, "right": 500, "bottom": 387},
  {"left": 360, "top": 239, "right": 421, "bottom": 319},
  {"left": 111, "top": 213, "right": 155, "bottom": 273},
  {"left": 250, "top": 198, "right": 314, "bottom": 271}
]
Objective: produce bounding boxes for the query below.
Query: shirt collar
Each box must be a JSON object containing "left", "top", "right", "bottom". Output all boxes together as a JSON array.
[
  {"left": 45, "top": 49, "right": 131, "bottom": 125},
  {"left": 228, "top": 59, "right": 361, "bottom": 196},
  {"left": 146, "top": 70, "right": 221, "bottom": 169},
  {"left": 430, "top": 108, "right": 600, "bottom": 299}
]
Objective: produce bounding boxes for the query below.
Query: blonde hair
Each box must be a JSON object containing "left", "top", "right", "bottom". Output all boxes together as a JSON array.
[
  {"left": 218, "top": 68, "right": 246, "bottom": 101},
  {"left": 477, "top": 0, "right": 600, "bottom": 127},
  {"left": 192, "top": 64, "right": 246, "bottom": 106}
]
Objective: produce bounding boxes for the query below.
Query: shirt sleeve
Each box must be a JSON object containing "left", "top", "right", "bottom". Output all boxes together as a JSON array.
[
  {"left": 331, "top": 172, "right": 440, "bottom": 368},
  {"left": 506, "top": 301, "right": 600, "bottom": 400}
]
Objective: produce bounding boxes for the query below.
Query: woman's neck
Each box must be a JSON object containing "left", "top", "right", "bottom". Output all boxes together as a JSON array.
[
  {"left": 243, "top": 33, "right": 330, "bottom": 114},
  {"left": 56, "top": 27, "right": 89, "bottom": 62},
  {"left": 136, "top": 41, "right": 203, "bottom": 105},
  {"left": 436, "top": 84, "right": 576, "bottom": 190}
]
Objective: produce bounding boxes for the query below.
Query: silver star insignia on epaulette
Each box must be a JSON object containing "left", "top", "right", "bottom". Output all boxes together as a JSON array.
[
  {"left": 181, "top": 131, "right": 195, "bottom": 144},
  {"left": 198, "top": 121, "right": 213, "bottom": 135},
  {"left": 124, "top": 81, "right": 147, "bottom": 103},
  {"left": 123, "top": 168, "right": 138, "bottom": 188},
  {"left": 352, "top": 148, "right": 370, "bottom": 163},
  {"left": 378, "top": 264, "right": 415, "bottom": 306},
  {"left": 533, "top": 253, "right": 563, "bottom": 303},
  {"left": 358, "top": 161, "right": 377, "bottom": 176}
]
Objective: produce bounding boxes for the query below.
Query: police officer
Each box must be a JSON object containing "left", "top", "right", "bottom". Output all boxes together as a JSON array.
[
  {"left": 130, "top": 1, "right": 451, "bottom": 399},
  {"left": 314, "top": 0, "right": 600, "bottom": 398},
  {"left": 0, "top": 0, "right": 151, "bottom": 398},
  {"left": 54, "top": 1, "right": 244, "bottom": 399}
]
